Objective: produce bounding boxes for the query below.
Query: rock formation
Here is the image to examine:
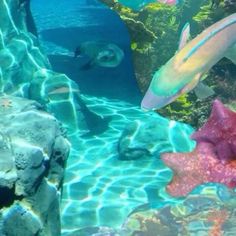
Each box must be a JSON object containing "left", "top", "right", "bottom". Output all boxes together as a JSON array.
[
  {"left": 118, "top": 115, "right": 195, "bottom": 160},
  {"left": 0, "top": 0, "right": 85, "bottom": 234},
  {"left": 0, "top": 95, "right": 70, "bottom": 236},
  {"left": 0, "top": 0, "right": 90, "bottom": 134}
]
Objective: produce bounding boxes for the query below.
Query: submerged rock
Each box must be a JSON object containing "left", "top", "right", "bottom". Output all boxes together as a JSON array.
[
  {"left": 118, "top": 114, "right": 195, "bottom": 160},
  {"left": 0, "top": 95, "right": 70, "bottom": 235},
  {"left": 0, "top": 0, "right": 107, "bottom": 234},
  {"left": 0, "top": 0, "right": 94, "bottom": 135}
]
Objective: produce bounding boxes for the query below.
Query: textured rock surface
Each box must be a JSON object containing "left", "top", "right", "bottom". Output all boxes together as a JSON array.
[
  {"left": 0, "top": 95, "right": 70, "bottom": 236},
  {"left": 118, "top": 115, "right": 195, "bottom": 160},
  {"left": 0, "top": 1, "right": 77, "bottom": 234},
  {"left": 0, "top": 0, "right": 90, "bottom": 134}
]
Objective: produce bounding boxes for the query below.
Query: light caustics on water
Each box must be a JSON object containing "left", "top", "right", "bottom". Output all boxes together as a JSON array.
[
  {"left": 61, "top": 95, "right": 195, "bottom": 234},
  {"left": 30, "top": 0, "right": 236, "bottom": 235}
]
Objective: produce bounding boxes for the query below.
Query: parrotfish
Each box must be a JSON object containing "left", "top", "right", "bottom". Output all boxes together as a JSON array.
[{"left": 141, "top": 13, "right": 236, "bottom": 110}]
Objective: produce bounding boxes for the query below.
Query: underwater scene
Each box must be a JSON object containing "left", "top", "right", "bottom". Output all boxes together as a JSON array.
[{"left": 1, "top": 0, "right": 236, "bottom": 235}]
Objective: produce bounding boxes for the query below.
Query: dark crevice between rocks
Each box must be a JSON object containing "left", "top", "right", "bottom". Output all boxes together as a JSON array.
[
  {"left": 0, "top": 186, "right": 23, "bottom": 208},
  {"left": 19, "top": 0, "right": 38, "bottom": 37},
  {"left": 44, "top": 159, "right": 50, "bottom": 177},
  {"left": 43, "top": 152, "right": 66, "bottom": 191}
]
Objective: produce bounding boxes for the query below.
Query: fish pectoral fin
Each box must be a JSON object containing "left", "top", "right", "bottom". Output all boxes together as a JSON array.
[
  {"left": 181, "top": 73, "right": 201, "bottom": 94},
  {"left": 225, "top": 44, "right": 236, "bottom": 64},
  {"left": 178, "top": 22, "right": 191, "bottom": 51},
  {"left": 181, "top": 73, "right": 214, "bottom": 99},
  {"left": 194, "top": 82, "right": 215, "bottom": 99}
]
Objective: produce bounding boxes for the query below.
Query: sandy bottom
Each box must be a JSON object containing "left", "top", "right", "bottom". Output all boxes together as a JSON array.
[{"left": 61, "top": 94, "right": 194, "bottom": 234}]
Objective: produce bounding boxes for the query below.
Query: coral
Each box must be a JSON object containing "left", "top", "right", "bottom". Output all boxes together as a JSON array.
[
  {"left": 123, "top": 186, "right": 236, "bottom": 236},
  {"left": 207, "top": 209, "right": 229, "bottom": 236},
  {"left": 161, "top": 100, "right": 236, "bottom": 197},
  {"left": 224, "top": 0, "right": 236, "bottom": 13}
]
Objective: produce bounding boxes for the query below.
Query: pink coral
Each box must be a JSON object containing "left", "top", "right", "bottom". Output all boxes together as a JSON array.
[{"left": 162, "top": 100, "right": 236, "bottom": 197}]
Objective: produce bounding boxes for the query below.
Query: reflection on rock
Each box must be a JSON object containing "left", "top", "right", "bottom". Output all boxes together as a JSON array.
[
  {"left": 118, "top": 115, "right": 195, "bottom": 160},
  {"left": 0, "top": 95, "right": 70, "bottom": 235}
]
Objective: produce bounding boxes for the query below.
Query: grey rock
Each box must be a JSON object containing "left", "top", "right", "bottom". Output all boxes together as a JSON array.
[
  {"left": 118, "top": 115, "right": 195, "bottom": 160},
  {"left": 29, "top": 179, "right": 61, "bottom": 236},
  {"left": 0, "top": 95, "right": 70, "bottom": 235},
  {"left": 2, "top": 203, "right": 43, "bottom": 236}
]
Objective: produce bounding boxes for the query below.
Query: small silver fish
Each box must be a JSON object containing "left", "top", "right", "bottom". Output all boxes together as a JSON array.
[{"left": 48, "top": 86, "right": 80, "bottom": 95}]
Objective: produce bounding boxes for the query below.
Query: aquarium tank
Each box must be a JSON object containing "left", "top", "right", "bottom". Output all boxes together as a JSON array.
[{"left": 0, "top": 0, "right": 236, "bottom": 235}]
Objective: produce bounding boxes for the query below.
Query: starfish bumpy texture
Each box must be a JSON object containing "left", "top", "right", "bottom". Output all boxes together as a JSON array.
[{"left": 162, "top": 100, "right": 236, "bottom": 197}]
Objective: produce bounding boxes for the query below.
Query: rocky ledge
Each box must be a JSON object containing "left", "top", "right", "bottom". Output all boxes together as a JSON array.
[{"left": 0, "top": 95, "right": 70, "bottom": 236}]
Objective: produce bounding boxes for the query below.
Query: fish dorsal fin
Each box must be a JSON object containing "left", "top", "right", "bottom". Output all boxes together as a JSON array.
[{"left": 178, "top": 22, "right": 191, "bottom": 50}]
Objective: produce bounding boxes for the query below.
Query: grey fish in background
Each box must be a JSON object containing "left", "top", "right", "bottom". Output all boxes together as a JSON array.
[{"left": 74, "top": 41, "right": 124, "bottom": 70}]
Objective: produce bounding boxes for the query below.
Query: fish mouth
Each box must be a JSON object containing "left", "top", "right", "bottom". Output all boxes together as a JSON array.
[{"left": 141, "top": 89, "right": 176, "bottom": 110}]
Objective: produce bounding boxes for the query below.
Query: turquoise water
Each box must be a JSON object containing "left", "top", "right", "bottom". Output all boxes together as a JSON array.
[
  {"left": 61, "top": 94, "right": 195, "bottom": 234},
  {"left": 30, "top": 0, "right": 236, "bottom": 235},
  {"left": 31, "top": 0, "right": 195, "bottom": 233}
]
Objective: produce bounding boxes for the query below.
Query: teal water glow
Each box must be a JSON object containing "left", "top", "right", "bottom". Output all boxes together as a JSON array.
[{"left": 61, "top": 94, "right": 195, "bottom": 234}]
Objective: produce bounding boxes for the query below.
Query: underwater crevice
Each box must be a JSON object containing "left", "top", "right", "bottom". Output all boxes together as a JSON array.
[{"left": 0, "top": 186, "right": 23, "bottom": 208}]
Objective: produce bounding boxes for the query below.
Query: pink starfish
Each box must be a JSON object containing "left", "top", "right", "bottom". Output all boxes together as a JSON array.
[
  {"left": 162, "top": 142, "right": 236, "bottom": 197},
  {"left": 191, "top": 99, "right": 236, "bottom": 163},
  {"left": 162, "top": 100, "right": 236, "bottom": 197}
]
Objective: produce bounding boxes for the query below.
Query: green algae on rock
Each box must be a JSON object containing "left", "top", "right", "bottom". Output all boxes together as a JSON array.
[{"left": 100, "top": 0, "right": 180, "bottom": 94}]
